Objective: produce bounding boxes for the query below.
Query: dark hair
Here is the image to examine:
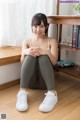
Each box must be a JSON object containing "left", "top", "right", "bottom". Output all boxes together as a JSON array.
[{"left": 31, "top": 13, "right": 49, "bottom": 34}]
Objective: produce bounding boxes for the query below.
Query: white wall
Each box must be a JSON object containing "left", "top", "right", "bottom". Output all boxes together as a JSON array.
[{"left": 0, "top": 62, "right": 21, "bottom": 84}]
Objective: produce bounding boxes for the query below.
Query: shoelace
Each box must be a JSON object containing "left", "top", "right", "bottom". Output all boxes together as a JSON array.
[{"left": 42, "top": 93, "right": 52, "bottom": 105}]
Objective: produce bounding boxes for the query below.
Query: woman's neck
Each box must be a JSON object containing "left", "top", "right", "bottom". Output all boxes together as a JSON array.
[{"left": 32, "top": 35, "right": 47, "bottom": 41}]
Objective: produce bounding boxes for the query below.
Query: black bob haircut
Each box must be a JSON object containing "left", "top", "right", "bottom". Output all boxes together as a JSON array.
[{"left": 31, "top": 13, "right": 49, "bottom": 34}]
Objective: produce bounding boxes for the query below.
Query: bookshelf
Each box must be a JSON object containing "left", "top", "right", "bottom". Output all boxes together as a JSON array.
[
  {"left": 60, "top": 45, "right": 80, "bottom": 52},
  {"left": 47, "top": 15, "right": 80, "bottom": 79}
]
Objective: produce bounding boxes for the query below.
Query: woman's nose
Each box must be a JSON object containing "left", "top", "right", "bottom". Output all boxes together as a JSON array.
[{"left": 37, "top": 26, "right": 40, "bottom": 31}]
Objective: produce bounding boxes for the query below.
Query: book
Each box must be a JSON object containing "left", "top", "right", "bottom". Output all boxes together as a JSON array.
[
  {"left": 77, "top": 26, "right": 80, "bottom": 49},
  {"left": 72, "top": 25, "right": 78, "bottom": 48}
]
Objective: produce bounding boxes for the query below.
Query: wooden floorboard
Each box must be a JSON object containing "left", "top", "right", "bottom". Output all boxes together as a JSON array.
[{"left": 0, "top": 72, "right": 80, "bottom": 120}]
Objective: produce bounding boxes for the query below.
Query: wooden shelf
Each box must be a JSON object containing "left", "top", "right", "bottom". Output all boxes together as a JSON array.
[
  {"left": 54, "top": 65, "right": 80, "bottom": 79},
  {"left": 47, "top": 15, "right": 80, "bottom": 79},
  {"left": 60, "top": 44, "right": 80, "bottom": 53},
  {"left": 47, "top": 15, "right": 80, "bottom": 25}
]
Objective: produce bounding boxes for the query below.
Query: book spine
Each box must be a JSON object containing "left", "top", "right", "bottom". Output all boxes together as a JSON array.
[
  {"left": 72, "top": 25, "right": 78, "bottom": 48},
  {"left": 77, "top": 26, "right": 80, "bottom": 49}
]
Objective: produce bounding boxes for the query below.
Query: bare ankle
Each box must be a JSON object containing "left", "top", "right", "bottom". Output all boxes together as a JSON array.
[{"left": 19, "top": 88, "right": 27, "bottom": 92}]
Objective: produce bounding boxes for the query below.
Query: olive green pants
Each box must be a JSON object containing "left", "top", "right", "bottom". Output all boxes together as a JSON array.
[{"left": 20, "top": 55, "right": 55, "bottom": 90}]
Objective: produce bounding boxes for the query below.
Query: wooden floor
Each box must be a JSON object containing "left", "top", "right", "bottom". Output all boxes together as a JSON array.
[{"left": 0, "top": 72, "right": 80, "bottom": 120}]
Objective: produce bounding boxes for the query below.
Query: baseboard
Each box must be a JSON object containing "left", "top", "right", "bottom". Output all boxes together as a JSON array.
[{"left": 0, "top": 79, "right": 20, "bottom": 91}]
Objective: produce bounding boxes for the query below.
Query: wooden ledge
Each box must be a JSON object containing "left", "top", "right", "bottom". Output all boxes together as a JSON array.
[{"left": 0, "top": 46, "right": 21, "bottom": 66}]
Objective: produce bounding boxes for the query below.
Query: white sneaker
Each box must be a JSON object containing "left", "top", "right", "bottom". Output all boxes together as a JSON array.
[
  {"left": 39, "top": 91, "right": 58, "bottom": 112},
  {"left": 16, "top": 90, "right": 28, "bottom": 111}
]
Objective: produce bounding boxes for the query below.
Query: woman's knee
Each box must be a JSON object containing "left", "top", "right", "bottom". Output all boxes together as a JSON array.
[
  {"left": 38, "top": 55, "right": 50, "bottom": 65},
  {"left": 21, "top": 56, "right": 37, "bottom": 70},
  {"left": 24, "top": 55, "right": 37, "bottom": 64}
]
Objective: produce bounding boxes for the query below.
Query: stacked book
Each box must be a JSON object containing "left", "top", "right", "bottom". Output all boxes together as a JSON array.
[{"left": 72, "top": 25, "right": 80, "bottom": 49}]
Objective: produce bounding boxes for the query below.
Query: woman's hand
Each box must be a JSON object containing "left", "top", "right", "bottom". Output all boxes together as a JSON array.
[
  {"left": 38, "top": 47, "right": 49, "bottom": 56},
  {"left": 24, "top": 47, "right": 40, "bottom": 57},
  {"left": 22, "top": 47, "right": 49, "bottom": 59}
]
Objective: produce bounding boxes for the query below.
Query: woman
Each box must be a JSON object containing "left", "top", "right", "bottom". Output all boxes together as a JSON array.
[{"left": 16, "top": 13, "right": 58, "bottom": 112}]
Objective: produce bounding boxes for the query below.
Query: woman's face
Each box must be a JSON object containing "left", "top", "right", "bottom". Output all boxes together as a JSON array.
[{"left": 32, "top": 21, "right": 46, "bottom": 37}]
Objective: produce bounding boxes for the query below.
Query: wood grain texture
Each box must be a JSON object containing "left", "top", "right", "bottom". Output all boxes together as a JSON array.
[
  {"left": 0, "top": 72, "right": 80, "bottom": 120},
  {"left": 0, "top": 46, "right": 21, "bottom": 66}
]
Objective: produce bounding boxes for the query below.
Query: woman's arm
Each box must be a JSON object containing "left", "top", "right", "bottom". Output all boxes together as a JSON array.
[
  {"left": 38, "top": 39, "right": 58, "bottom": 65},
  {"left": 20, "top": 40, "right": 29, "bottom": 63},
  {"left": 21, "top": 39, "right": 40, "bottom": 63},
  {"left": 47, "top": 39, "right": 58, "bottom": 65}
]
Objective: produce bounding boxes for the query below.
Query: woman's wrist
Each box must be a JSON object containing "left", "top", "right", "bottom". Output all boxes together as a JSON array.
[
  {"left": 23, "top": 49, "right": 28, "bottom": 55},
  {"left": 46, "top": 50, "right": 50, "bottom": 56}
]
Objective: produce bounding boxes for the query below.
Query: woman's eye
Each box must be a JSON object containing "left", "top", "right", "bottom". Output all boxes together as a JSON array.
[
  {"left": 40, "top": 25, "right": 44, "bottom": 28},
  {"left": 34, "top": 25, "right": 37, "bottom": 28}
]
